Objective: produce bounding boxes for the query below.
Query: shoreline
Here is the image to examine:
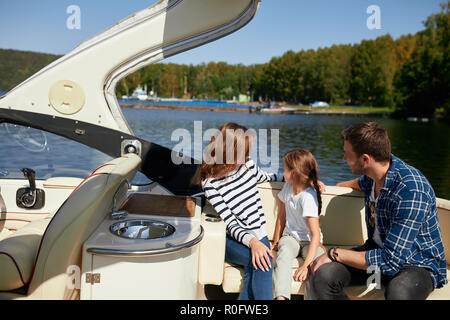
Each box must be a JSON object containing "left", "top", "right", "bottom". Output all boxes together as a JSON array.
[
  {"left": 120, "top": 104, "right": 250, "bottom": 113},
  {"left": 120, "top": 104, "right": 393, "bottom": 117}
]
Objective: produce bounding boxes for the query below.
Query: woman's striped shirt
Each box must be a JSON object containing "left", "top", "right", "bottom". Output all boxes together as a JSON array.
[{"left": 202, "top": 159, "right": 283, "bottom": 247}]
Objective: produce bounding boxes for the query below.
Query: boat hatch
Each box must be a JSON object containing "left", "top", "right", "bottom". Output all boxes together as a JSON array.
[{"left": 0, "top": 0, "right": 261, "bottom": 195}]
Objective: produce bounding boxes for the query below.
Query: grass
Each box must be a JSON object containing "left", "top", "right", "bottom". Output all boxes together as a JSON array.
[{"left": 284, "top": 104, "right": 394, "bottom": 114}]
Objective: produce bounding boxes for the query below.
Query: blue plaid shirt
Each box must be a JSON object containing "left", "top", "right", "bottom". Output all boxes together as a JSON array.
[{"left": 359, "top": 155, "right": 447, "bottom": 288}]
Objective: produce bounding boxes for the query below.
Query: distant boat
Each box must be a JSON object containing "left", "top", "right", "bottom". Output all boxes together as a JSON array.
[
  {"left": 407, "top": 117, "right": 431, "bottom": 123},
  {"left": 260, "top": 107, "right": 294, "bottom": 115},
  {"left": 311, "top": 101, "right": 329, "bottom": 108},
  {"left": 131, "top": 86, "right": 148, "bottom": 101}
]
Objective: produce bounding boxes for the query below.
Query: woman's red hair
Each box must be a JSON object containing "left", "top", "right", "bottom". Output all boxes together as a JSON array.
[{"left": 193, "top": 122, "right": 255, "bottom": 184}]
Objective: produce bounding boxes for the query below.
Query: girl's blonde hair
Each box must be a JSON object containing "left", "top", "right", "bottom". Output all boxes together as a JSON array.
[
  {"left": 283, "top": 149, "right": 322, "bottom": 215},
  {"left": 194, "top": 122, "right": 255, "bottom": 184}
]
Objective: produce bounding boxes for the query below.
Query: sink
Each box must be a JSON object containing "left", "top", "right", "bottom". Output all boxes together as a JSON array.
[{"left": 110, "top": 219, "right": 175, "bottom": 240}]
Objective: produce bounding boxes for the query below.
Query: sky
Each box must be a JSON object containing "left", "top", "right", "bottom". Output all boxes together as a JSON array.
[{"left": 0, "top": 0, "right": 445, "bottom": 66}]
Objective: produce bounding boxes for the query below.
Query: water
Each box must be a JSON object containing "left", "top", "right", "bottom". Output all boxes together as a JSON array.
[{"left": 0, "top": 108, "right": 449, "bottom": 199}]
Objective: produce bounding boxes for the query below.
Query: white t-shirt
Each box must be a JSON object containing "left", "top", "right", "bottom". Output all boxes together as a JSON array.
[
  {"left": 370, "top": 183, "right": 383, "bottom": 248},
  {"left": 277, "top": 184, "right": 323, "bottom": 242}
]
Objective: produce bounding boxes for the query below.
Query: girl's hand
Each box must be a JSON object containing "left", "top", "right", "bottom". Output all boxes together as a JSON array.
[
  {"left": 272, "top": 240, "right": 279, "bottom": 251},
  {"left": 249, "top": 238, "right": 274, "bottom": 272},
  {"left": 293, "top": 265, "right": 309, "bottom": 282}
]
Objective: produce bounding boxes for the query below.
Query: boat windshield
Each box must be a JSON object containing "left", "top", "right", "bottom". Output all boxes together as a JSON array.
[{"left": 0, "top": 123, "right": 112, "bottom": 180}]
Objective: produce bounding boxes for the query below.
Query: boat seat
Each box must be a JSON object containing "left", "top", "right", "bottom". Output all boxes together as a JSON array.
[
  {"left": 217, "top": 183, "right": 450, "bottom": 300},
  {"left": 219, "top": 183, "right": 368, "bottom": 295},
  {"left": 0, "top": 154, "right": 141, "bottom": 299},
  {"left": 0, "top": 217, "right": 51, "bottom": 291}
]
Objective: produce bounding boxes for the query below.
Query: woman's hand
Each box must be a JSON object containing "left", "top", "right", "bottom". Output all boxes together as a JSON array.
[
  {"left": 249, "top": 238, "right": 274, "bottom": 272},
  {"left": 293, "top": 265, "right": 309, "bottom": 282}
]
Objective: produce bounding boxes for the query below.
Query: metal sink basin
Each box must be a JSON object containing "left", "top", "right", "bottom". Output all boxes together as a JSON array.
[{"left": 110, "top": 219, "right": 175, "bottom": 240}]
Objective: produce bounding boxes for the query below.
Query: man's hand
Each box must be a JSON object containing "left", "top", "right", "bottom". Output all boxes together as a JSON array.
[
  {"left": 310, "top": 249, "right": 368, "bottom": 274},
  {"left": 318, "top": 180, "right": 326, "bottom": 193},
  {"left": 310, "top": 252, "right": 332, "bottom": 275}
]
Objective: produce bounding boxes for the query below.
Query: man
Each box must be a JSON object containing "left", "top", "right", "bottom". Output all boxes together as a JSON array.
[{"left": 308, "top": 122, "right": 447, "bottom": 300}]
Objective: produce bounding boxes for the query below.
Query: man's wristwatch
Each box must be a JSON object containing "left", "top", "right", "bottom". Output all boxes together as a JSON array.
[{"left": 327, "top": 247, "right": 339, "bottom": 262}]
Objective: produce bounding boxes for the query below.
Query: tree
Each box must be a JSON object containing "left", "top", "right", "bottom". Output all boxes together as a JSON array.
[
  {"left": 350, "top": 35, "right": 398, "bottom": 107},
  {"left": 393, "top": 2, "right": 449, "bottom": 120}
]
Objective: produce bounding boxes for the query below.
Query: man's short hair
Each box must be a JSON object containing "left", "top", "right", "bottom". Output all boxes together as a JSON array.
[{"left": 342, "top": 122, "right": 391, "bottom": 162}]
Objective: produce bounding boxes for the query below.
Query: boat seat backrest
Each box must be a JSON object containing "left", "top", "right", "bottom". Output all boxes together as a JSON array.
[
  {"left": 437, "top": 198, "right": 450, "bottom": 264},
  {"left": 257, "top": 182, "right": 367, "bottom": 246},
  {"left": 26, "top": 154, "right": 141, "bottom": 300}
]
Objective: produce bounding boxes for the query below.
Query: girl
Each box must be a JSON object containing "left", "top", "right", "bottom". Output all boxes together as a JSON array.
[
  {"left": 272, "top": 149, "right": 325, "bottom": 300},
  {"left": 196, "top": 122, "right": 283, "bottom": 300}
]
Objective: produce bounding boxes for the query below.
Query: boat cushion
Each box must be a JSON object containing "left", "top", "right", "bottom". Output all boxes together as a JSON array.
[
  {"left": 0, "top": 218, "right": 51, "bottom": 291},
  {"left": 257, "top": 183, "right": 367, "bottom": 245}
]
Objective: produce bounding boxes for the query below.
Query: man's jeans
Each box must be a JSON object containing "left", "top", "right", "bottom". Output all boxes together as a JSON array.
[
  {"left": 306, "top": 262, "right": 434, "bottom": 300},
  {"left": 225, "top": 235, "right": 273, "bottom": 300}
]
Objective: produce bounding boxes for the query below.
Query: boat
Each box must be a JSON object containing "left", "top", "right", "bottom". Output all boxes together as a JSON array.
[
  {"left": 131, "top": 85, "right": 149, "bottom": 101},
  {"left": 311, "top": 101, "right": 330, "bottom": 108},
  {"left": 0, "top": 0, "right": 448, "bottom": 300},
  {"left": 259, "top": 107, "right": 295, "bottom": 115}
]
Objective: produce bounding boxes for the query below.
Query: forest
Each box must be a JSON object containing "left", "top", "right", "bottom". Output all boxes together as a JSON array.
[{"left": 0, "top": 2, "right": 448, "bottom": 121}]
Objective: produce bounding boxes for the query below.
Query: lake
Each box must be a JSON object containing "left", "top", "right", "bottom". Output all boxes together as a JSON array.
[
  {"left": 123, "top": 108, "right": 450, "bottom": 199},
  {"left": 1, "top": 107, "right": 449, "bottom": 199}
]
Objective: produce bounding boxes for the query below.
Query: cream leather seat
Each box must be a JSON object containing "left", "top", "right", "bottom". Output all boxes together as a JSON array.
[
  {"left": 221, "top": 184, "right": 367, "bottom": 295},
  {"left": 0, "top": 218, "right": 51, "bottom": 291},
  {"left": 0, "top": 154, "right": 141, "bottom": 300},
  {"left": 219, "top": 183, "right": 450, "bottom": 300}
]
